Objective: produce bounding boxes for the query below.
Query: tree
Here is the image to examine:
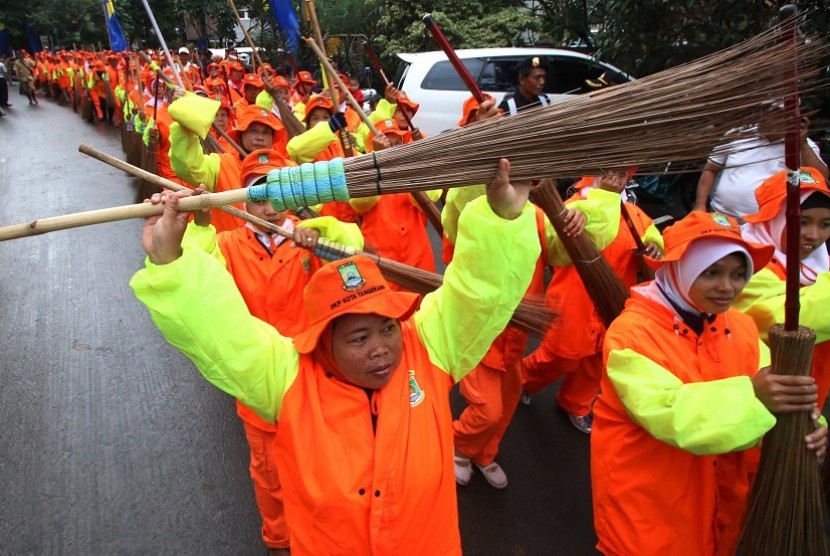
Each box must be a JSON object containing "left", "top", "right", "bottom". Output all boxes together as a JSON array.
[
  {"left": 585, "top": 0, "right": 830, "bottom": 77},
  {"left": 365, "top": 0, "right": 535, "bottom": 66}
]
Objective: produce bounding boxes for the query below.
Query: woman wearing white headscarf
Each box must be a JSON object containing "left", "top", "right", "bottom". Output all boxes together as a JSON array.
[{"left": 591, "top": 210, "right": 825, "bottom": 556}]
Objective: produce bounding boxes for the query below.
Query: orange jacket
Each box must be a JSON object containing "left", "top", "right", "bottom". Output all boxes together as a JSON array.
[
  {"left": 275, "top": 321, "right": 461, "bottom": 555},
  {"left": 210, "top": 152, "right": 246, "bottom": 232},
  {"left": 542, "top": 199, "right": 654, "bottom": 359},
  {"left": 218, "top": 218, "right": 322, "bottom": 432},
  {"left": 352, "top": 194, "right": 436, "bottom": 275},
  {"left": 218, "top": 219, "right": 320, "bottom": 336},
  {"left": 593, "top": 290, "right": 774, "bottom": 556},
  {"left": 150, "top": 105, "right": 179, "bottom": 183}
]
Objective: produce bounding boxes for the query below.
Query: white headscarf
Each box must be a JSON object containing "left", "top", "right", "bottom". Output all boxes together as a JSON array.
[
  {"left": 653, "top": 238, "right": 753, "bottom": 314},
  {"left": 741, "top": 191, "right": 830, "bottom": 285}
]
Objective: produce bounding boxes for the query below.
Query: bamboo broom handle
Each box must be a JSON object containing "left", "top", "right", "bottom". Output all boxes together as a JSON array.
[
  {"left": 781, "top": 4, "right": 802, "bottom": 331},
  {"left": 619, "top": 200, "right": 654, "bottom": 281},
  {"left": 213, "top": 123, "right": 248, "bottom": 157},
  {"left": 0, "top": 176, "right": 250, "bottom": 242},
  {"left": 225, "top": 0, "right": 264, "bottom": 70}
]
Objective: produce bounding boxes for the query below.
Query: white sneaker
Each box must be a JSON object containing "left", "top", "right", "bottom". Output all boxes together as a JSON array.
[
  {"left": 454, "top": 455, "right": 472, "bottom": 486},
  {"left": 475, "top": 461, "right": 508, "bottom": 489}
]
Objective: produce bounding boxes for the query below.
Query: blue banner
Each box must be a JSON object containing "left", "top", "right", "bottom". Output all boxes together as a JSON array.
[
  {"left": 0, "top": 24, "right": 9, "bottom": 57},
  {"left": 25, "top": 23, "right": 42, "bottom": 53},
  {"left": 268, "top": 0, "right": 300, "bottom": 53},
  {"left": 103, "top": 0, "right": 127, "bottom": 52}
]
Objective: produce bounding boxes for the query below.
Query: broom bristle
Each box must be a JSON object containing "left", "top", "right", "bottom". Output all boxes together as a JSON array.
[
  {"left": 277, "top": 98, "right": 307, "bottom": 139},
  {"left": 343, "top": 24, "right": 827, "bottom": 196},
  {"left": 374, "top": 255, "right": 555, "bottom": 336},
  {"left": 533, "top": 179, "right": 629, "bottom": 327},
  {"left": 738, "top": 325, "right": 827, "bottom": 556},
  {"left": 137, "top": 129, "right": 163, "bottom": 203}
]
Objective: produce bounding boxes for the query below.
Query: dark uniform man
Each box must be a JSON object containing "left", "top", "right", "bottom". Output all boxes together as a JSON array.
[{"left": 497, "top": 56, "right": 550, "bottom": 115}]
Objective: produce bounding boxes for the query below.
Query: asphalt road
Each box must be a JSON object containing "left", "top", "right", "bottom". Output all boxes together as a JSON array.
[{"left": 0, "top": 96, "right": 598, "bottom": 555}]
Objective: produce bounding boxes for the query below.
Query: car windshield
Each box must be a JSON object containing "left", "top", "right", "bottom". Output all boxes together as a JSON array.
[{"left": 421, "top": 59, "right": 485, "bottom": 91}]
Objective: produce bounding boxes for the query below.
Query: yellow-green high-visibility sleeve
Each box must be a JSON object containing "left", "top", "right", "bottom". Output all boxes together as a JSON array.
[
  {"left": 642, "top": 223, "right": 664, "bottom": 249},
  {"left": 169, "top": 122, "right": 221, "bottom": 190},
  {"left": 130, "top": 246, "right": 300, "bottom": 423},
  {"left": 735, "top": 268, "right": 830, "bottom": 344},
  {"left": 296, "top": 216, "right": 364, "bottom": 251},
  {"left": 181, "top": 222, "right": 226, "bottom": 264},
  {"left": 415, "top": 196, "right": 540, "bottom": 381},
  {"left": 286, "top": 121, "right": 335, "bottom": 164},
  {"left": 607, "top": 348, "right": 776, "bottom": 455}
]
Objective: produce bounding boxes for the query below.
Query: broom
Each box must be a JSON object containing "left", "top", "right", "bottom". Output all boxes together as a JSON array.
[
  {"left": 737, "top": 7, "right": 828, "bottom": 556},
  {"left": 0, "top": 26, "right": 825, "bottom": 241},
  {"left": 78, "top": 144, "right": 554, "bottom": 335}
]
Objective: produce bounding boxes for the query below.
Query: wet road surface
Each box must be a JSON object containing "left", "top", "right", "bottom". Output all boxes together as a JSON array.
[{"left": 0, "top": 97, "right": 597, "bottom": 555}]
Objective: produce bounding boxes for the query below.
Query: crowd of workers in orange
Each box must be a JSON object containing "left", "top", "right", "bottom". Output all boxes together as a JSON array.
[{"left": 11, "top": 44, "right": 830, "bottom": 555}]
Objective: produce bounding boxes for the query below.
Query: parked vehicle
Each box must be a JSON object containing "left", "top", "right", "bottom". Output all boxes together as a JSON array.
[{"left": 393, "top": 47, "right": 631, "bottom": 136}]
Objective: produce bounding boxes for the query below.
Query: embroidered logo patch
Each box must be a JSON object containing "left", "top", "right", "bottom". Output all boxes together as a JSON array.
[
  {"left": 260, "top": 108, "right": 269, "bottom": 117},
  {"left": 801, "top": 170, "right": 818, "bottom": 184},
  {"left": 409, "top": 370, "right": 425, "bottom": 407},
  {"left": 258, "top": 152, "right": 269, "bottom": 163},
  {"left": 711, "top": 213, "right": 731, "bottom": 227},
  {"left": 301, "top": 254, "right": 311, "bottom": 273},
  {"left": 337, "top": 261, "right": 366, "bottom": 291}
]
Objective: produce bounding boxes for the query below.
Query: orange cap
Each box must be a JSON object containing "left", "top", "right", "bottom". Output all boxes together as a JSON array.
[
  {"left": 212, "top": 94, "right": 232, "bottom": 112},
  {"left": 257, "top": 63, "right": 275, "bottom": 76},
  {"left": 242, "top": 73, "right": 264, "bottom": 90},
  {"left": 230, "top": 105, "right": 285, "bottom": 143},
  {"left": 375, "top": 118, "right": 408, "bottom": 137},
  {"left": 272, "top": 75, "right": 291, "bottom": 89},
  {"left": 93, "top": 60, "right": 105, "bottom": 71},
  {"left": 293, "top": 256, "right": 421, "bottom": 353},
  {"left": 457, "top": 93, "right": 495, "bottom": 127},
  {"left": 744, "top": 167, "right": 830, "bottom": 224},
  {"left": 395, "top": 92, "right": 419, "bottom": 115},
  {"left": 646, "top": 211, "right": 774, "bottom": 272},
  {"left": 303, "top": 94, "right": 335, "bottom": 121},
  {"left": 240, "top": 149, "right": 293, "bottom": 187},
  {"left": 295, "top": 70, "right": 317, "bottom": 87},
  {"left": 229, "top": 61, "right": 245, "bottom": 73}
]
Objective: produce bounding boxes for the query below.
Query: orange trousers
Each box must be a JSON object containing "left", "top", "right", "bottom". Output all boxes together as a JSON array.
[
  {"left": 522, "top": 348, "right": 602, "bottom": 418},
  {"left": 240, "top": 419, "right": 289, "bottom": 549},
  {"left": 89, "top": 89, "right": 105, "bottom": 120},
  {"left": 453, "top": 358, "right": 523, "bottom": 467}
]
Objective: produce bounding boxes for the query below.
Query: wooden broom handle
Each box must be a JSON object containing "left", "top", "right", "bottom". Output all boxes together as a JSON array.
[
  {"left": 362, "top": 40, "right": 418, "bottom": 133},
  {"left": 422, "top": 14, "right": 485, "bottom": 103},
  {"left": 780, "top": 4, "right": 802, "bottom": 331}
]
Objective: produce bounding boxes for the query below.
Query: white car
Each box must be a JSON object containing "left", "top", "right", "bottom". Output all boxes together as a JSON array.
[{"left": 394, "top": 47, "right": 631, "bottom": 136}]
